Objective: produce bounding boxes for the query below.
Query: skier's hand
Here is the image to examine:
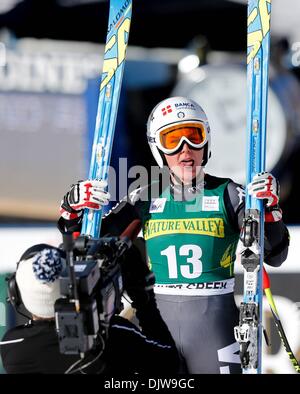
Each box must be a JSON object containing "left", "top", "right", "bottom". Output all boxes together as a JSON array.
[
  {"left": 60, "top": 179, "right": 110, "bottom": 220},
  {"left": 247, "top": 172, "right": 282, "bottom": 222},
  {"left": 248, "top": 172, "right": 279, "bottom": 207}
]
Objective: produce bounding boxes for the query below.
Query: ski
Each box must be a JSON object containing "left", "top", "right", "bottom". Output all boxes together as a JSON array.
[
  {"left": 234, "top": 0, "right": 272, "bottom": 374},
  {"left": 263, "top": 267, "right": 300, "bottom": 373},
  {"left": 81, "top": 0, "right": 133, "bottom": 238}
]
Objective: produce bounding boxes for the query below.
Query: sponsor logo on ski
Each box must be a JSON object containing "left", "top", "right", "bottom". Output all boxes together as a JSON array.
[
  {"left": 247, "top": 0, "right": 271, "bottom": 64},
  {"left": 101, "top": 5, "right": 131, "bottom": 91},
  {"left": 107, "top": 0, "right": 131, "bottom": 33}
]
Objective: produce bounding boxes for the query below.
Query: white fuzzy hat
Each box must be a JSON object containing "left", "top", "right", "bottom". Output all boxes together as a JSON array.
[{"left": 16, "top": 248, "right": 64, "bottom": 318}]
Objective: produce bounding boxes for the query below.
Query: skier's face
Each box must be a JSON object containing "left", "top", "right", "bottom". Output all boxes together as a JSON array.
[{"left": 164, "top": 142, "right": 204, "bottom": 184}]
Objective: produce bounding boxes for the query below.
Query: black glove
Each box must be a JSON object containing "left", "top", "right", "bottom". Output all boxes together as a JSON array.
[{"left": 121, "top": 239, "right": 155, "bottom": 310}]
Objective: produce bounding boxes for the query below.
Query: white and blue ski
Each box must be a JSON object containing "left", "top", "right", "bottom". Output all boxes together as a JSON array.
[
  {"left": 234, "top": 0, "right": 272, "bottom": 374},
  {"left": 81, "top": 0, "right": 133, "bottom": 238}
]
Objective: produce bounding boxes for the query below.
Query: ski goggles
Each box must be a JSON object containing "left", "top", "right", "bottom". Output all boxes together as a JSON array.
[{"left": 158, "top": 124, "right": 207, "bottom": 154}]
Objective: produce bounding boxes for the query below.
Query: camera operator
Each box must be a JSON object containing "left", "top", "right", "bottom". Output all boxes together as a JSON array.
[{"left": 0, "top": 242, "right": 179, "bottom": 374}]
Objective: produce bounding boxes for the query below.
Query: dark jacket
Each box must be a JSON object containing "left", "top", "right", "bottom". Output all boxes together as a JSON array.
[
  {"left": 1, "top": 299, "right": 179, "bottom": 374},
  {"left": 59, "top": 174, "right": 289, "bottom": 268}
]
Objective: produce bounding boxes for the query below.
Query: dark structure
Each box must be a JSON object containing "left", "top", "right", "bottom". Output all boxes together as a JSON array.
[{"left": 0, "top": 0, "right": 246, "bottom": 51}]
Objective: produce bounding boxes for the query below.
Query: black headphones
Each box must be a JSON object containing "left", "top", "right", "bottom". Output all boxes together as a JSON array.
[{"left": 7, "top": 243, "right": 64, "bottom": 315}]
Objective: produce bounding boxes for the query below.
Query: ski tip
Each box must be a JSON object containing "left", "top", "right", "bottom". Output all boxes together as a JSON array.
[{"left": 263, "top": 266, "right": 270, "bottom": 290}]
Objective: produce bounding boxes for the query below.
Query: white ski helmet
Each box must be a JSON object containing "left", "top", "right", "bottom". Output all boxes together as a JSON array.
[{"left": 146, "top": 96, "right": 211, "bottom": 168}]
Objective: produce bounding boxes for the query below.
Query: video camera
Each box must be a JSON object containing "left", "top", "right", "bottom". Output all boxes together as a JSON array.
[{"left": 54, "top": 220, "right": 141, "bottom": 357}]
